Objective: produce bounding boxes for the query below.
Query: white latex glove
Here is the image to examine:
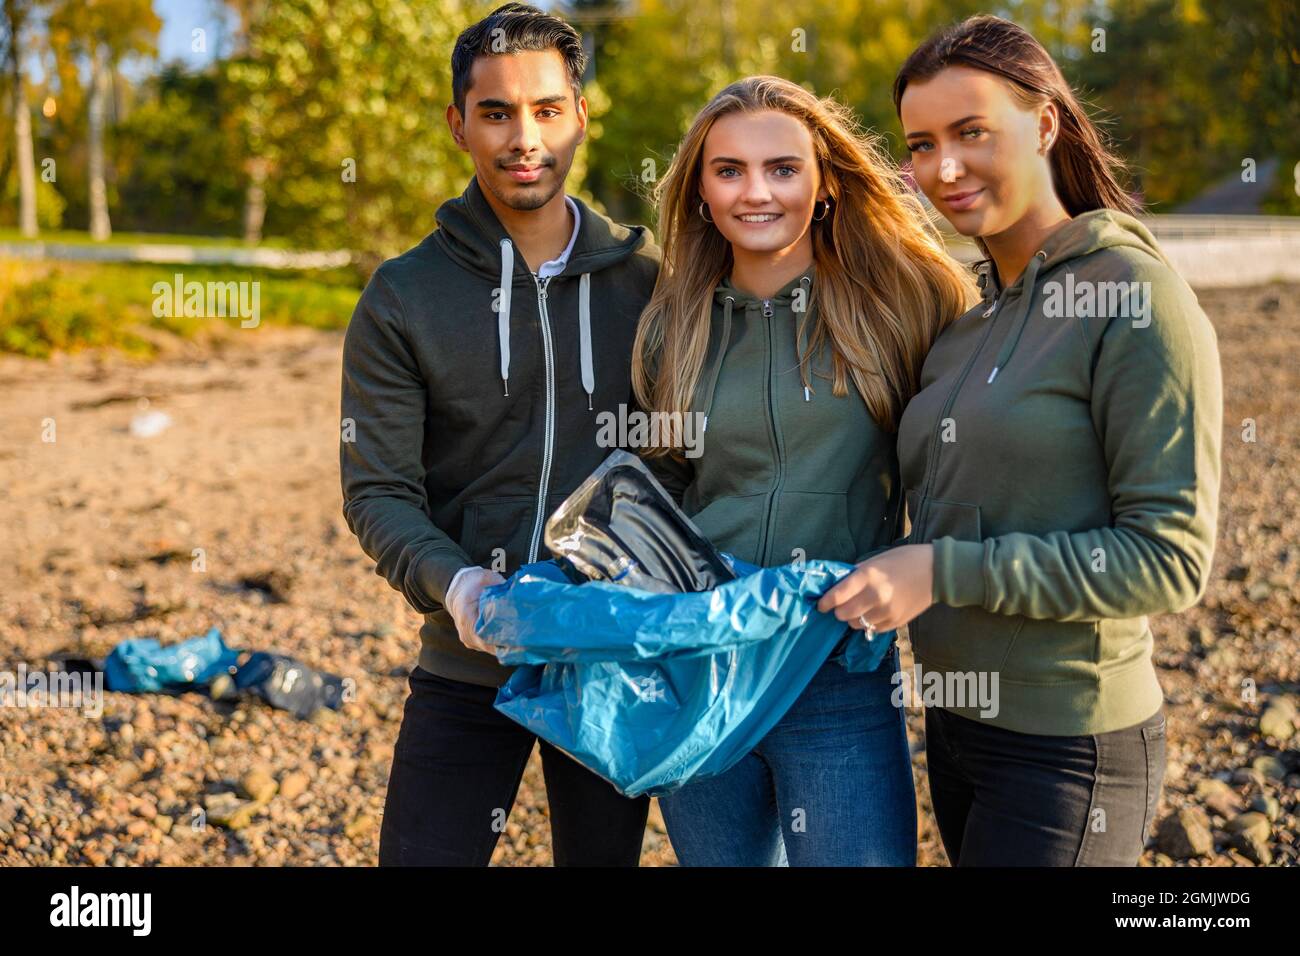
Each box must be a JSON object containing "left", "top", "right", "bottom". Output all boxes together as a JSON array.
[{"left": 445, "top": 566, "right": 507, "bottom": 654}]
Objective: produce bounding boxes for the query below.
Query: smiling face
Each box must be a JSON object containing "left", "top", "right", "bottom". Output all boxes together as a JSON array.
[
  {"left": 447, "top": 49, "right": 587, "bottom": 212},
  {"left": 698, "top": 109, "right": 827, "bottom": 256},
  {"left": 900, "top": 65, "right": 1057, "bottom": 239}
]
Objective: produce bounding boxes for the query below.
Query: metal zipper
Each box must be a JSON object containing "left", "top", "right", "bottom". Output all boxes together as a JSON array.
[
  {"left": 913, "top": 293, "right": 1004, "bottom": 539},
  {"left": 758, "top": 299, "right": 784, "bottom": 564},
  {"left": 527, "top": 274, "right": 556, "bottom": 562}
]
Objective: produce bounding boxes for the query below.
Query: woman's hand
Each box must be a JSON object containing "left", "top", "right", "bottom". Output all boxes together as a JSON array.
[{"left": 817, "top": 544, "right": 935, "bottom": 632}]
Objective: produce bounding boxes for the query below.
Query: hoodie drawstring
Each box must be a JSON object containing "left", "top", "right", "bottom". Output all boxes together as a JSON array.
[
  {"left": 578, "top": 272, "right": 594, "bottom": 410},
  {"left": 699, "top": 295, "right": 734, "bottom": 433},
  {"left": 498, "top": 238, "right": 513, "bottom": 396},
  {"left": 987, "top": 250, "right": 1047, "bottom": 384},
  {"left": 496, "top": 237, "right": 595, "bottom": 410},
  {"left": 701, "top": 274, "right": 812, "bottom": 429},
  {"left": 795, "top": 275, "right": 813, "bottom": 401}
]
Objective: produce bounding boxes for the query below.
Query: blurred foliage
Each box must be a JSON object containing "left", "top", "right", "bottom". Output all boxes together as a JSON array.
[
  {"left": 0, "top": 0, "right": 1297, "bottom": 260},
  {"left": 223, "top": 0, "right": 479, "bottom": 266},
  {"left": 581, "top": 0, "right": 1300, "bottom": 222},
  {"left": 112, "top": 65, "right": 245, "bottom": 235},
  {"left": 1072, "top": 0, "right": 1300, "bottom": 213},
  {"left": 0, "top": 259, "right": 361, "bottom": 357},
  {"left": 1, "top": 171, "right": 64, "bottom": 227}
]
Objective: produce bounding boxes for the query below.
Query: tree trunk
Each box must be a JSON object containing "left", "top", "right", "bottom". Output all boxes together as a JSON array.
[
  {"left": 242, "top": 156, "right": 267, "bottom": 244},
  {"left": 13, "top": 70, "right": 37, "bottom": 236},
  {"left": 5, "top": 0, "right": 37, "bottom": 236},
  {"left": 87, "top": 41, "right": 111, "bottom": 241}
]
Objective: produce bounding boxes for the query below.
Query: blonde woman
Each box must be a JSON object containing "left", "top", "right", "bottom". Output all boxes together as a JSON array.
[{"left": 633, "top": 76, "right": 973, "bottom": 866}]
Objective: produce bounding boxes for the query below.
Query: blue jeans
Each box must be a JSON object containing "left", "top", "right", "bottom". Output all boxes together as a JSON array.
[{"left": 660, "top": 643, "right": 916, "bottom": 866}]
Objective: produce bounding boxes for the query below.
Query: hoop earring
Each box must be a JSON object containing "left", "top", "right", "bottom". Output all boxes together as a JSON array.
[
  {"left": 698, "top": 201, "right": 714, "bottom": 223},
  {"left": 812, "top": 198, "right": 832, "bottom": 221}
]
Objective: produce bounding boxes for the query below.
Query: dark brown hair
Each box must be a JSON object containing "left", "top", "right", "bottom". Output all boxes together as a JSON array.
[
  {"left": 451, "top": 3, "right": 587, "bottom": 116},
  {"left": 893, "top": 15, "right": 1139, "bottom": 217}
]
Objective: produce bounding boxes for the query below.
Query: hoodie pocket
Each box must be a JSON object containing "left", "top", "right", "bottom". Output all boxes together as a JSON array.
[
  {"left": 460, "top": 495, "right": 541, "bottom": 573},
  {"left": 912, "top": 495, "right": 981, "bottom": 544},
  {"left": 769, "top": 491, "right": 858, "bottom": 565},
  {"left": 999, "top": 617, "right": 1098, "bottom": 684},
  {"left": 907, "top": 495, "right": 1023, "bottom": 674},
  {"left": 686, "top": 492, "right": 767, "bottom": 565}
]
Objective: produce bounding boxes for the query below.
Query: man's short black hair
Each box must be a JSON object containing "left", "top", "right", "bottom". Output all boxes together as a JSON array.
[{"left": 451, "top": 3, "right": 587, "bottom": 116}]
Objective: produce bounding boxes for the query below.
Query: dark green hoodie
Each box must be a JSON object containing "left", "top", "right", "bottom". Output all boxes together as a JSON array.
[
  {"left": 339, "top": 175, "right": 660, "bottom": 687},
  {"left": 647, "top": 267, "right": 903, "bottom": 570},
  {"left": 897, "top": 209, "right": 1223, "bottom": 735}
]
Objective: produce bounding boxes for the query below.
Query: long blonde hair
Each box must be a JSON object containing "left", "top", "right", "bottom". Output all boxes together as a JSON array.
[{"left": 632, "top": 76, "right": 974, "bottom": 453}]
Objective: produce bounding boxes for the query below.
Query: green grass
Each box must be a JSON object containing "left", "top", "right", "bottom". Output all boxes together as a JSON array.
[
  {"left": 0, "top": 260, "right": 363, "bottom": 359},
  {"left": 0, "top": 228, "right": 298, "bottom": 249}
]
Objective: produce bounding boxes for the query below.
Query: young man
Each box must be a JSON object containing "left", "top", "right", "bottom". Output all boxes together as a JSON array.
[{"left": 339, "top": 3, "right": 660, "bottom": 865}]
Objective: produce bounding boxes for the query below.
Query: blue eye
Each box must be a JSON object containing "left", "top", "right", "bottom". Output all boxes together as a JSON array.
[
  {"left": 906, "top": 142, "right": 932, "bottom": 153},
  {"left": 774, "top": 166, "right": 797, "bottom": 177}
]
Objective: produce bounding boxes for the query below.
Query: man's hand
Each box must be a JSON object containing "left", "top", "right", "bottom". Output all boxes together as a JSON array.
[
  {"left": 446, "top": 567, "right": 507, "bottom": 654},
  {"left": 817, "top": 544, "right": 935, "bottom": 632}
]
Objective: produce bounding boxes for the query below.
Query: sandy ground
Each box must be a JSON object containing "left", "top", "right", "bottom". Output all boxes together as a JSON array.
[{"left": 0, "top": 283, "right": 1296, "bottom": 866}]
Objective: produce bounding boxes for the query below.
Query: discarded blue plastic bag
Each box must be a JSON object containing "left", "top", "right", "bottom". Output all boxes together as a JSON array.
[
  {"left": 103, "top": 628, "right": 345, "bottom": 719},
  {"left": 477, "top": 557, "right": 895, "bottom": 798},
  {"left": 104, "top": 627, "right": 238, "bottom": 693}
]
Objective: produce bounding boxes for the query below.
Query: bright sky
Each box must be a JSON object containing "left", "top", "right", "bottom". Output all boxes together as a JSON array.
[{"left": 147, "top": 0, "right": 237, "bottom": 73}]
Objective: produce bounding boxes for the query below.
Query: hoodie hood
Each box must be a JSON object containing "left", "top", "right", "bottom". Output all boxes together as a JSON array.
[
  {"left": 977, "top": 209, "right": 1169, "bottom": 385},
  {"left": 432, "top": 175, "right": 653, "bottom": 400}
]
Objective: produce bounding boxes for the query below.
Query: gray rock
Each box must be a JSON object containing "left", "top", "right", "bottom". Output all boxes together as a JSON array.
[
  {"left": 1231, "top": 767, "right": 1264, "bottom": 788},
  {"left": 1268, "top": 696, "right": 1298, "bottom": 718},
  {"left": 1252, "top": 755, "right": 1287, "bottom": 780},
  {"left": 1247, "top": 582, "right": 1272, "bottom": 602},
  {"left": 1225, "top": 811, "right": 1271, "bottom": 843},
  {"left": 1230, "top": 830, "right": 1273, "bottom": 865},
  {"left": 1196, "top": 778, "right": 1244, "bottom": 818},
  {"left": 202, "top": 792, "right": 258, "bottom": 830},
  {"left": 1156, "top": 808, "right": 1214, "bottom": 859},
  {"left": 1250, "top": 794, "right": 1281, "bottom": 822},
  {"left": 1259, "top": 705, "right": 1295, "bottom": 742},
  {"left": 239, "top": 768, "right": 277, "bottom": 804}
]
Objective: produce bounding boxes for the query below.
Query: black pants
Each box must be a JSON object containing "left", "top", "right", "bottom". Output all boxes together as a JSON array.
[
  {"left": 378, "top": 666, "right": 650, "bottom": 866},
  {"left": 924, "top": 705, "right": 1166, "bottom": 866}
]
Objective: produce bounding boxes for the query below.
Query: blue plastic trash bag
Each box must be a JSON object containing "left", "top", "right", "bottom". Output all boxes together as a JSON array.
[
  {"left": 478, "top": 556, "right": 895, "bottom": 797},
  {"left": 104, "top": 626, "right": 239, "bottom": 693}
]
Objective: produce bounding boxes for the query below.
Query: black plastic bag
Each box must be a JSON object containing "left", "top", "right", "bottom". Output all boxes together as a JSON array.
[
  {"left": 231, "top": 652, "right": 346, "bottom": 719},
  {"left": 544, "top": 450, "right": 736, "bottom": 593}
]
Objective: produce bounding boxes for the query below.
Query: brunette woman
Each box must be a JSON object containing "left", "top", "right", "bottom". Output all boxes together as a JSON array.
[{"left": 820, "top": 16, "right": 1223, "bottom": 866}]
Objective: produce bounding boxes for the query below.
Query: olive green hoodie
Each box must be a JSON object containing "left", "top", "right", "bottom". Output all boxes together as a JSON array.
[
  {"left": 897, "top": 209, "right": 1222, "bottom": 735},
  {"left": 646, "top": 267, "right": 903, "bottom": 569}
]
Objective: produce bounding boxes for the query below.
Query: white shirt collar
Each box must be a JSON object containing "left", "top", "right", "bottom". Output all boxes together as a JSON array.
[{"left": 535, "top": 195, "right": 582, "bottom": 278}]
